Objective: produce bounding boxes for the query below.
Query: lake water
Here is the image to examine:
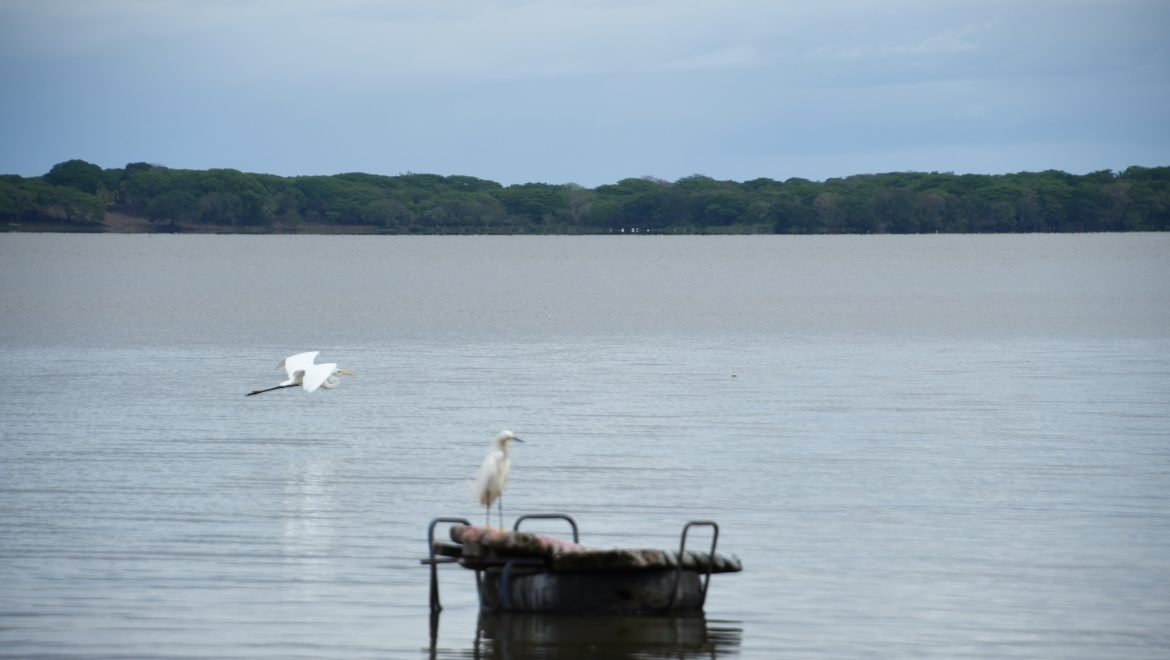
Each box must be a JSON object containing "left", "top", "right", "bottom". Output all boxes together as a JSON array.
[{"left": 1, "top": 233, "right": 1168, "bottom": 659}]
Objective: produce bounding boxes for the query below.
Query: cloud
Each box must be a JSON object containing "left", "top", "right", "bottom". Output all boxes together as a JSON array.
[
  {"left": 2, "top": 0, "right": 797, "bottom": 83},
  {"left": 890, "top": 25, "right": 982, "bottom": 55},
  {"left": 1, "top": 0, "right": 1167, "bottom": 183}
]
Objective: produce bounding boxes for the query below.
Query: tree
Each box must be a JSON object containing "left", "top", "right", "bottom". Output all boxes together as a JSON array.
[
  {"left": 362, "top": 198, "right": 410, "bottom": 230},
  {"left": 0, "top": 177, "right": 35, "bottom": 223},
  {"left": 812, "top": 192, "right": 845, "bottom": 233},
  {"left": 44, "top": 159, "right": 104, "bottom": 194},
  {"left": 493, "top": 183, "right": 567, "bottom": 224},
  {"left": 146, "top": 190, "right": 198, "bottom": 227},
  {"left": 10, "top": 161, "right": 1170, "bottom": 234},
  {"left": 197, "top": 192, "right": 243, "bottom": 226}
]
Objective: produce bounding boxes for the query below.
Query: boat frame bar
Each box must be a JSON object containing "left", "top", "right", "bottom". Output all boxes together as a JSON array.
[
  {"left": 669, "top": 520, "right": 719, "bottom": 610},
  {"left": 421, "top": 516, "right": 470, "bottom": 613},
  {"left": 513, "top": 512, "right": 579, "bottom": 543}
]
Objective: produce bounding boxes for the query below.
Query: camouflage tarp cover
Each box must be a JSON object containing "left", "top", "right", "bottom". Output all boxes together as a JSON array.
[{"left": 449, "top": 525, "right": 742, "bottom": 573}]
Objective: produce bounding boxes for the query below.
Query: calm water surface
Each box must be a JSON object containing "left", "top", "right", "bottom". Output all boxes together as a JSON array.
[{"left": 1, "top": 233, "right": 1168, "bottom": 658}]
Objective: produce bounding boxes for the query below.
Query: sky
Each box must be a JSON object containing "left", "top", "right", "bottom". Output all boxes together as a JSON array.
[{"left": 1, "top": 0, "right": 1168, "bottom": 187}]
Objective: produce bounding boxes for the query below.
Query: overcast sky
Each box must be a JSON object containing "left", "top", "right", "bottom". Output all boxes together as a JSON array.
[{"left": 2, "top": 0, "right": 1167, "bottom": 187}]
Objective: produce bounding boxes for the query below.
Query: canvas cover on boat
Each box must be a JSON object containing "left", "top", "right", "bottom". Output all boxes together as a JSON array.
[{"left": 449, "top": 525, "right": 742, "bottom": 573}]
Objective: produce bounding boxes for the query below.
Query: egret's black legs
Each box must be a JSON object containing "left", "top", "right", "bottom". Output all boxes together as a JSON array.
[{"left": 246, "top": 383, "right": 300, "bottom": 396}]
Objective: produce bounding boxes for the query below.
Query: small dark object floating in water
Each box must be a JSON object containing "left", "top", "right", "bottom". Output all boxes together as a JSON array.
[{"left": 420, "top": 513, "right": 742, "bottom": 614}]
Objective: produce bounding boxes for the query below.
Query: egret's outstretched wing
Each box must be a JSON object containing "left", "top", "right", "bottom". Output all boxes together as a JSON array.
[
  {"left": 277, "top": 351, "right": 319, "bottom": 385},
  {"left": 301, "top": 362, "right": 337, "bottom": 392},
  {"left": 280, "top": 351, "right": 319, "bottom": 377}
]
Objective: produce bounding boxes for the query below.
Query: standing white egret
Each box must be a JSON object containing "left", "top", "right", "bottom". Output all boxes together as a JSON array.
[
  {"left": 471, "top": 430, "right": 524, "bottom": 528},
  {"left": 246, "top": 351, "right": 353, "bottom": 396}
]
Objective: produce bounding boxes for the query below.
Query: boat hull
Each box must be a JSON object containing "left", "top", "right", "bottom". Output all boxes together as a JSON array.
[{"left": 478, "top": 568, "right": 705, "bottom": 613}]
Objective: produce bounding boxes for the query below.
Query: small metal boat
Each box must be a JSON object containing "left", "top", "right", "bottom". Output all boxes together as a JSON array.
[{"left": 421, "top": 513, "right": 741, "bottom": 614}]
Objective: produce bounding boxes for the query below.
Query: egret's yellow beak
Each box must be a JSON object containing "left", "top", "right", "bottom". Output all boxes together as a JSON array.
[{"left": 337, "top": 369, "right": 355, "bottom": 376}]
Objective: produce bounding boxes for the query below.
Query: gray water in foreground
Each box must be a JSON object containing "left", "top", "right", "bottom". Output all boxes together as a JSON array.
[{"left": 1, "top": 233, "right": 1168, "bottom": 659}]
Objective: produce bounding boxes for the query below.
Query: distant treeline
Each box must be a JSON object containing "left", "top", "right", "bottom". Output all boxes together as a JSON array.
[{"left": 3, "top": 159, "right": 1168, "bottom": 234}]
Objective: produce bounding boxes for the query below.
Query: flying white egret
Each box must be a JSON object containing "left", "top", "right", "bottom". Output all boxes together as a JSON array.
[
  {"left": 246, "top": 351, "right": 353, "bottom": 396},
  {"left": 471, "top": 430, "right": 524, "bottom": 528}
]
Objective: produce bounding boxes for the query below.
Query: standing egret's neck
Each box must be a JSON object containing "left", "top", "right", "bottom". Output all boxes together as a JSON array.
[{"left": 493, "top": 432, "right": 522, "bottom": 453}]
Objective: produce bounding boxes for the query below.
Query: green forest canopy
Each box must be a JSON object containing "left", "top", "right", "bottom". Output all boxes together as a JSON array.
[{"left": 2, "top": 159, "right": 1168, "bottom": 234}]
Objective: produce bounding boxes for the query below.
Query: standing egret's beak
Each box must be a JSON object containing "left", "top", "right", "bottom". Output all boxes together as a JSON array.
[{"left": 512, "top": 437, "right": 524, "bottom": 443}]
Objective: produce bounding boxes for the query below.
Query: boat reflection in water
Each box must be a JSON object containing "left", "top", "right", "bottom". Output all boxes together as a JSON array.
[{"left": 429, "top": 611, "right": 743, "bottom": 659}]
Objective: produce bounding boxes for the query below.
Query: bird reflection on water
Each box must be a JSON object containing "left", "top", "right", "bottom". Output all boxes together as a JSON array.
[{"left": 427, "top": 610, "right": 743, "bottom": 659}]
